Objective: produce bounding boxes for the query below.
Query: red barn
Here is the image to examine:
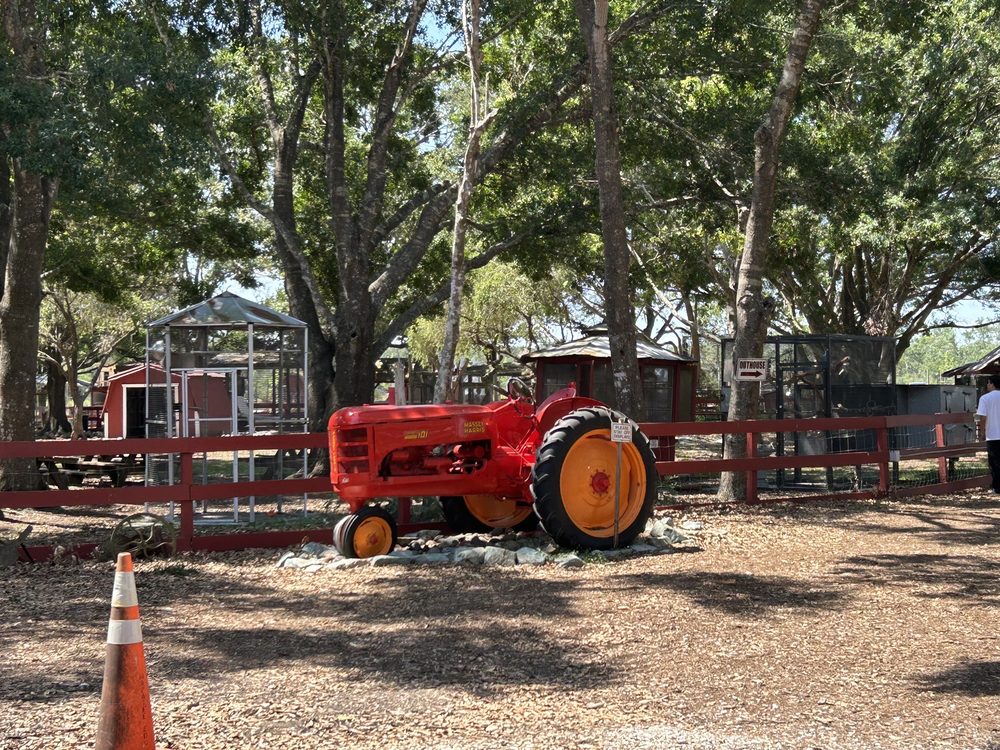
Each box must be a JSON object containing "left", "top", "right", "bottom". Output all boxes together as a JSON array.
[{"left": 97, "top": 364, "right": 234, "bottom": 438}]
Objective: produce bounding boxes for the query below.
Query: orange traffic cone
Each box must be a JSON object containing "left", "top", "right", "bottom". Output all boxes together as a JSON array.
[{"left": 95, "top": 552, "right": 155, "bottom": 750}]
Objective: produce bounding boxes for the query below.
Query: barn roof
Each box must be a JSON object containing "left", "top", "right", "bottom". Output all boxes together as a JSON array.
[
  {"left": 521, "top": 326, "right": 696, "bottom": 363},
  {"left": 102, "top": 363, "right": 229, "bottom": 382},
  {"left": 104, "top": 363, "right": 146, "bottom": 382},
  {"left": 148, "top": 292, "right": 306, "bottom": 329},
  {"left": 941, "top": 344, "right": 1000, "bottom": 377}
]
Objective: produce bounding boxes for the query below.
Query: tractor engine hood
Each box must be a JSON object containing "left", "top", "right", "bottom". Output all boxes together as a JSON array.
[{"left": 330, "top": 402, "right": 500, "bottom": 428}]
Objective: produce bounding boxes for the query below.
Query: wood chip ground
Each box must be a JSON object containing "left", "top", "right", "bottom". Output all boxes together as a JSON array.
[{"left": 1, "top": 493, "right": 998, "bottom": 749}]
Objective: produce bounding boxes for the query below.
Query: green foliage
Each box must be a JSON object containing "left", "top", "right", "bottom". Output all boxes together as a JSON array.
[
  {"left": 897, "top": 326, "right": 1000, "bottom": 383},
  {"left": 768, "top": 0, "right": 1000, "bottom": 343},
  {"left": 614, "top": 0, "right": 1000, "bottom": 358},
  {"left": 1, "top": 0, "right": 259, "bottom": 307},
  {"left": 6, "top": 0, "right": 1000, "bottom": 401},
  {"left": 896, "top": 329, "right": 961, "bottom": 384},
  {"left": 407, "top": 261, "right": 575, "bottom": 367}
]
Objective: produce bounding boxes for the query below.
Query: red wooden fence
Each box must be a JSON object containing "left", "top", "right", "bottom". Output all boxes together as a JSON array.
[
  {"left": 1, "top": 412, "right": 987, "bottom": 560},
  {"left": 641, "top": 411, "right": 988, "bottom": 504}
]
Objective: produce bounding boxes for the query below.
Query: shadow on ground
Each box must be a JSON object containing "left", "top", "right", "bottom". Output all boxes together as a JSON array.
[
  {"left": 917, "top": 660, "right": 1000, "bottom": 697},
  {"left": 713, "top": 495, "right": 1000, "bottom": 548},
  {"left": 610, "top": 571, "right": 846, "bottom": 616},
  {"left": 150, "top": 570, "right": 614, "bottom": 695},
  {"left": 832, "top": 552, "right": 1000, "bottom": 605},
  {"left": 0, "top": 564, "right": 617, "bottom": 700},
  {"left": 828, "top": 507, "right": 1000, "bottom": 547}
]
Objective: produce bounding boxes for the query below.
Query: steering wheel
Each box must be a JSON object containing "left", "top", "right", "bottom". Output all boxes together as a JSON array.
[{"left": 507, "top": 377, "right": 534, "bottom": 404}]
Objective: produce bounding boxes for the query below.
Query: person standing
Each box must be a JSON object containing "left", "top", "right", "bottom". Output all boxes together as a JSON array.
[{"left": 975, "top": 374, "right": 1000, "bottom": 493}]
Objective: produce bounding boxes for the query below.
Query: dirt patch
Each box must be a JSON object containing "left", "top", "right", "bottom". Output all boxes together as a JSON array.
[{"left": 2, "top": 493, "right": 998, "bottom": 749}]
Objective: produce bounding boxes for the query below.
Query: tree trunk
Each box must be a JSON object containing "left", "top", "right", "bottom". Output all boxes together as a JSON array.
[
  {"left": 435, "top": 0, "right": 491, "bottom": 403},
  {"left": 45, "top": 355, "right": 71, "bottom": 434},
  {"left": 575, "top": 0, "right": 642, "bottom": 418},
  {"left": 718, "top": 0, "right": 826, "bottom": 502},
  {"left": 682, "top": 292, "right": 700, "bottom": 363},
  {"left": 0, "top": 156, "right": 11, "bottom": 301},
  {"left": 69, "top": 375, "right": 85, "bottom": 439},
  {"left": 272, "top": 156, "right": 336, "bottom": 432},
  {"left": 333, "top": 301, "right": 376, "bottom": 406},
  {"left": 0, "top": 167, "right": 56, "bottom": 489}
]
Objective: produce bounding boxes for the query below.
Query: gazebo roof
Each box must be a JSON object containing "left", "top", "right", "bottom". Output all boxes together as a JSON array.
[
  {"left": 522, "top": 325, "right": 696, "bottom": 363},
  {"left": 148, "top": 292, "right": 306, "bottom": 329},
  {"left": 941, "top": 344, "right": 1000, "bottom": 378}
]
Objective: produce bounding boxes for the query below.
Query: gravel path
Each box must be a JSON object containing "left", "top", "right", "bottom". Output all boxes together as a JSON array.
[{"left": 1, "top": 494, "right": 998, "bottom": 750}]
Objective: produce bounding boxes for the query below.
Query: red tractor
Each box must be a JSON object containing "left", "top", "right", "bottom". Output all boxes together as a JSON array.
[{"left": 328, "top": 380, "right": 659, "bottom": 558}]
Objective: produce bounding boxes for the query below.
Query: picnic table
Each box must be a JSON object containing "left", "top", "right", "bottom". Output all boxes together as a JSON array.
[{"left": 38, "top": 454, "right": 142, "bottom": 490}]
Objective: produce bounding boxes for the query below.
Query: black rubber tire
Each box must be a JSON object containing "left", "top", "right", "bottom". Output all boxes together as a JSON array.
[
  {"left": 531, "top": 406, "right": 656, "bottom": 550},
  {"left": 334, "top": 506, "right": 398, "bottom": 558},
  {"left": 333, "top": 514, "right": 352, "bottom": 553},
  {"left": 439, "top": 496, "right": 539, "bottom": 533}
]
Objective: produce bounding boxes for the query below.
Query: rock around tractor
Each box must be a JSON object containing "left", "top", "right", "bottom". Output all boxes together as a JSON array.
[{"left": 328, "top": 381, "right": 658, "bottom": 558}]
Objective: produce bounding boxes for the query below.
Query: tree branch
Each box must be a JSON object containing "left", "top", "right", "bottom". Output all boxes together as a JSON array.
[
  {"left": 371, "top": 181, "right": 451, "bottom": 248},
  {"left": 369, "top": 188, "right": 454, "bottom": 312},
  {"left": 374, "top": 225, "right": 537, "bottom": 353},
  {"left": 283, "top": 58, "right": 322, "bottom": 152},
  {"left": 356, "top": 0, "right": 430, "bottom": 254},
  {"left": 206, "top": 116, "right": 335, "bottom": 333},
  {"left": 249, "top": 0, "right": 281, "bottom": 144}
]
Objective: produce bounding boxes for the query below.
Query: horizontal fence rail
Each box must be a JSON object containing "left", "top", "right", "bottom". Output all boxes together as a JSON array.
[
  {"left": 640, "top": 411, "right": 987, "bottom": 505},
  {"left": 1, "top": 433, "right": 340, "bottom": 561},
  {"left": 1, "top": 412, "right": 988, "bottom": 559}
]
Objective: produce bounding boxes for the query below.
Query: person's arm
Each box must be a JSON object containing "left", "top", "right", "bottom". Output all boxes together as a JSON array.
[{"left": 976, "top": 397, "right": 987, "bottom": 440}]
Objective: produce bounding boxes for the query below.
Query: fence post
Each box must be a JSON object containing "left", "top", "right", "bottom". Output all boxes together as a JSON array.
[
  {"left": 745, "top": 430, "right": 758, "bottom": 504},
  {"left": 398, "top": 497, "right": 412, "bottom": 527},
  {"left": 877, "top": 421, "right": 890, "bottom": 494},
  {"left": 935, "top": 420, "right": 948, "bottom": 483},
  {"left": 178, "top": 452, "right": 194, "bottom": 551}
]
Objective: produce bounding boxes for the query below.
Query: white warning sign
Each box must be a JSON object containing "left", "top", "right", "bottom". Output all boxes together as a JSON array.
[{"left": 610, "top": 422, "right": 632, "bottom": 443}]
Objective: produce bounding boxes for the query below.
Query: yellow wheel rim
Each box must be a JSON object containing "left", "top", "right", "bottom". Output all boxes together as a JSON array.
[
  {"left": 558, "top": 428, "right": 646, "bottom": 537},
  {"left": 464, "top": 494, "right": 534, "bottom": 529},
  {"left": 353, "top": 516, "right": 394, "bottom": 557}
]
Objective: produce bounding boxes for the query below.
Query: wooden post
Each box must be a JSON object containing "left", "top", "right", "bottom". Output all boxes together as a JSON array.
[
  {"left": 876, "top": 422, "right": 890, "bottom": 494},
  {"left": 178, "top": 452, "right": 194, "bottom": 551},
  {"left": 935, "top": 420, "right": 948, "bottom": 483},
  {"left": 745, "top": 430, "right": 758, "bottom": 504},
  {"left": 398, "top": 497, "right": 412, "bottom": 527}
]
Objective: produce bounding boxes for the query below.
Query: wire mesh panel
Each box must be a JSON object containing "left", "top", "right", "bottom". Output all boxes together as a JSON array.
[
  {"left": 143, "top": 293, "right": 311, "bottom": 524},
  {"left": 719, "top": 335, "right": 899, "bottom": 491}
]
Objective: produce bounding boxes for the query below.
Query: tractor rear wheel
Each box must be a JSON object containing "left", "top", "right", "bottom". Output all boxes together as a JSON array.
[
  {"left": 440, "top": 495, "right": 538, "bottom": 533},
  {"left": 531, "top": 407, "right": 656, "bottom": 550},
  {"left": 334, "top": 507, "right": 398, "bottom": 558}
]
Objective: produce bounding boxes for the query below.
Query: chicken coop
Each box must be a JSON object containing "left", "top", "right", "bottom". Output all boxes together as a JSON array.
[{"left": 144, "top": 292, "right": 309, "bottom": 522}]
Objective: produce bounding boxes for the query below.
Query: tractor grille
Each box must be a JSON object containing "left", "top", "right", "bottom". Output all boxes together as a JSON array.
[{"left": 333, "top": 426, "right": 370, "bottom": 475}]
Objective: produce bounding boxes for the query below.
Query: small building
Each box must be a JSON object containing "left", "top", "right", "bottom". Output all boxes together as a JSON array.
[
  {"left": 94, "top": 364, "right": 233, "bottom": 439},
  {"left": 521, "top": 326, "right": 699, "bottom": 423},
  {"left": 941, "top": 344, "right": 1000, "bottom": 386},
  {"left": 142, "top": 291, "right": 311, "bottom": 523}
]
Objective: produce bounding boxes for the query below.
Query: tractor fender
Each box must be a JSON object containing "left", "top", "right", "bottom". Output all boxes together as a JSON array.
[{"left": 534, "top": 395, "right": 605, "bottom": 437}]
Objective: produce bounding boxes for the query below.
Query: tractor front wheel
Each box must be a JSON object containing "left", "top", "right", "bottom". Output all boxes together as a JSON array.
[
  {"left": 531, "top": 407, "right": 656, "bottom": 550},
  {"left": 334, "top": 507, "right": 398, "bottom": 558},
  {"left": 440, "top": 495, "right": 538, "bottom": 533}
]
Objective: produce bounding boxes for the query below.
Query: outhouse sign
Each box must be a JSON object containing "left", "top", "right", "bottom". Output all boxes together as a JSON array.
[{"left": 735, "top": 358, "right": 769, "bottom": 382}]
